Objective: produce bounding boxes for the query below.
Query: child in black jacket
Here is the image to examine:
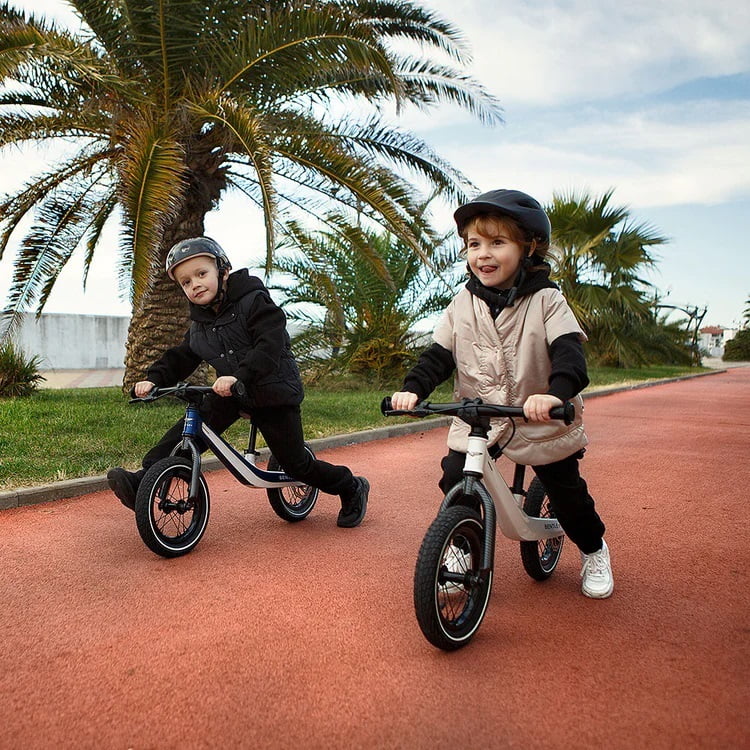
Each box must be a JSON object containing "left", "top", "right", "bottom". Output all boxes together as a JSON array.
[{"left": 107, "top": 237, "right": 368, "bottom": 528}]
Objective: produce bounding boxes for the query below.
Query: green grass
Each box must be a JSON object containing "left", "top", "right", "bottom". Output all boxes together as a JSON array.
[{"left": 0, "top": 366, "right": 703, "bottom": 491}]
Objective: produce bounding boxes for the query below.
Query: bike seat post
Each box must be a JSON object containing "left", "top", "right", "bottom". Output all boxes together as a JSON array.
[
  {"left": 245, "top": 421, "right": 260, "bottom": 465},
  {"left": 511, "top": 464, "right": 527, "bottom": 495}
]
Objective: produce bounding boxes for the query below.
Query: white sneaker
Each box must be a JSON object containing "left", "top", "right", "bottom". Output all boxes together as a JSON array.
[
  {"left": 580, "top": 540, "right": 614, "bottom": 599},
  {"left": 442, "top": 544, "right": 471, "bottom": 595}
]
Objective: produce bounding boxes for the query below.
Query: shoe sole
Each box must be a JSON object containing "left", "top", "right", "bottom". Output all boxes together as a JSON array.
[
  {"left": 107, "top": 470, "right": 136, "bottom": 511},
  {"left": 337, "top": 478, "right": 369, "bottom": 528},
  {"left": 582, "top": 582, "right": 614, "bottom": 599}
]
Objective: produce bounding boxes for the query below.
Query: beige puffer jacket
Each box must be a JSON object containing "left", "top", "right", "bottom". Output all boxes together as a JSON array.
[{"left": 433, "top": 287, "right": 588, "bottom": 466}]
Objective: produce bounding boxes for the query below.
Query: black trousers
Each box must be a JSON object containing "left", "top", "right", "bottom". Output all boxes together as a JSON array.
[
  {"left": 438, "top": 449, "right": 605, "bottom": 554},
  {"left": 143, "top": 395, "right": 356, "bottom": 497}
]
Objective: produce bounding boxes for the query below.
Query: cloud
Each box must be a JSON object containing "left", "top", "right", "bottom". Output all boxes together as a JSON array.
[
  {"left": 423, "top": 98, "right": 750, "bottom": 209},
  {"left": 428, "top": 0, "right": 750, "bottom": 106}
]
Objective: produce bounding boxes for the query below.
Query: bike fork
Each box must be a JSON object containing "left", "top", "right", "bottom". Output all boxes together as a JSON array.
[
  {"left": 177, "top": 405, "right": 204, "bottom": 502},
  {"left": 441, "top": 477, "right": 497, "bottom": 579}
]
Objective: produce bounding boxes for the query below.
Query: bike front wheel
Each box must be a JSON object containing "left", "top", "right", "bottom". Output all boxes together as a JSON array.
[
  {"left": 413, "top": 505, "right": 492, "bottom": 651},
  {"left": 265, "top": 444, "right": 319, "bottom": 522},
  {"left": 520, "top": 477, "right": 564, "bottom": 580},
  {"left": 135, "top": 457, "right": 210, "bottom": 558}
]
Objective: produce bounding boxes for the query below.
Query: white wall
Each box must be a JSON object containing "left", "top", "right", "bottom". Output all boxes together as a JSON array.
[{"left": 14, "top": 313, "right": 129, "bottom": 369}]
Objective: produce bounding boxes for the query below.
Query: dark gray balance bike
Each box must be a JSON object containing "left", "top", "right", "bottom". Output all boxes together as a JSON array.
[
  {"left": 129, "top": 383, "right": 318, "bottom": 558},
  {"left": 382, "top": 396, "right": 575, "bottom": 651}
]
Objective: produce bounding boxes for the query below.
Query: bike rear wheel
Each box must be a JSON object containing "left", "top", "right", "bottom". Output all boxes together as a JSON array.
[
  {"left": 413, "top": 505, "right": 492, "bottom": 651},
  {"left": 520, "top": 477, "right": 564, "bottom": 580},
  {"left": 135, "top": 457, "right": 210, "bottom": 558},
  {"left": 265, "top": 444, "right": 319, "bottom": 522}
]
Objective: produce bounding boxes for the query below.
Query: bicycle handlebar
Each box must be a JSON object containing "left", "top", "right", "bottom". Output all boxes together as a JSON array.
[
  {"left": 380, "top": 396, "right": 575, "bottom": 425},
  {"left": 129, "top": 380, "right": 248, "bottom": 404}
]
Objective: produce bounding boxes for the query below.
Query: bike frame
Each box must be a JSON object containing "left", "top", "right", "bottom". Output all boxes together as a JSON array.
[
  {"left": 175, "top": 402, "right": 307, "bottom": 501},
  {"left": 439, "top": 429, "right": 563, "bottom": 576}
]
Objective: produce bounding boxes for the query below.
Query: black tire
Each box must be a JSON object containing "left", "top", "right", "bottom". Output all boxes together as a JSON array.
[
  {"left": 519, "top": 477, "right": 564, "bottom": 580},
  {"left": 265, "top": 444, "right": 319, "bottom": 522},
  {"left": 135, "top": 457, "right": 210, "bottom": 558},
  {"left": 413, "top": 505, "right": 492, "bottom": 651}
]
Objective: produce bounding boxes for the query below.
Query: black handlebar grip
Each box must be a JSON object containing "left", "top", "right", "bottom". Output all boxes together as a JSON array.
[
  {"left": 231, "top": 380, "right": 248, "bottom": 400},
  {"left": 380, "top": 396, "right": 393, "bottom": 415},
  {"left": 550, "top": 402, "right": 576, "bottom": 425}
]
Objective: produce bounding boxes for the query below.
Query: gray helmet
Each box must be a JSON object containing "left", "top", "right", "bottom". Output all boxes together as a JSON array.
[
  {"left": 454, "top": 189, "right": 551, "bottom": 243},
  {"left": 165, "top": 237, "right": 231, "bottom": 279}
]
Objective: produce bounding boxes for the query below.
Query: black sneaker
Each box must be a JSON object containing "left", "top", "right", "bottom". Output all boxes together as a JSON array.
[
  {"left": 337, "top": 477, "right": 369, "bottom": 528},
  {"left": 107, "top": 468, "right": 142, "bottom": 511}
]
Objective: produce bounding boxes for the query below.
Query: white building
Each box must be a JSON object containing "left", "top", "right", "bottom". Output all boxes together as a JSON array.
[{"left": 699, "top": 326, "right": 738, "bottom": 358}]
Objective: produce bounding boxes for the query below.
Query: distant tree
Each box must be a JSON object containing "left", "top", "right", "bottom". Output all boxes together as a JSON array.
[
  {"left": 546, "top": 190, "right": 689, "bottom": 367},
  {"left": 271, "top": 213, "right": 462, "bottom": 383},
  {"left": 0, "top": 0, "right": 501, "bottom": 388},
  {"left": 723, "top": 329, "right": 750, "bottom": 361},
  {"left": 743, "top": 295, "right": 750, "bottom": 326}
]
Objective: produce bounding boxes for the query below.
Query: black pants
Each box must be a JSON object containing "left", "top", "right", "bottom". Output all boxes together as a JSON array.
[
  {"left": 143, "top": 395, "right": 356, "bottom": 497},
  {"left": 438, "top": 449, "right": 605, "bottom": 554}
]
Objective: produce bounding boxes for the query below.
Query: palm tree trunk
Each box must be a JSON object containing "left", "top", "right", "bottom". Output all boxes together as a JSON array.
[
  {"left": 122, "top": 219, "right": 208, "bottom": 392},
  {"left": 123, "top": 271, "right": 191, "bottom": 392},
  {"left": 122, "top": 139, "right": 227, "bottom": 392}
]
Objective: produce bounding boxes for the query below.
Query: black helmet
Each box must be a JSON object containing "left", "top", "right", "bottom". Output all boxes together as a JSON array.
[
  {"left": 165, "top": 237, "right": 231, "bottom": 279},
  {"left": 454, "top": 189, "right": 551, "bottom": 243}
]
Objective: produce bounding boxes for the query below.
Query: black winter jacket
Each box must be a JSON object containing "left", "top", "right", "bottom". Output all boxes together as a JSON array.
[{"left": 146, "top": 269, "right": 304, "bottom": 407}]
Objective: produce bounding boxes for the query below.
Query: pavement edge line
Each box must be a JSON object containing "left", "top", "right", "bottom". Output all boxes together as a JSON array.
[{"left": 0, "top": 369, "right": 726, "bottom": 510}]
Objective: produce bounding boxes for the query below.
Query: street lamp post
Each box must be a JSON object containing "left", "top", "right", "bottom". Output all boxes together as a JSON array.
[{"left": 655, "top": 303, "right": 708, "bottom": 365}]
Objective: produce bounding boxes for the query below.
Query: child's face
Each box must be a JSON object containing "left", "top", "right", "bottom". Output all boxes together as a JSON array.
[
  {"left": 466, "top": 217, "right": 528, "bottom": 289},
  {"left": 173, "top": 256, "right": 223, "bottom": 305}
]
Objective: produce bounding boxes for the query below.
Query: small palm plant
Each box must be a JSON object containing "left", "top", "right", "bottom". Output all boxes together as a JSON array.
[
  {"left": 272, "top": 213, "right": 463, "bottom": 384},
  {"left": 0, "top": 341, "right": 45, "bottom": 397}
]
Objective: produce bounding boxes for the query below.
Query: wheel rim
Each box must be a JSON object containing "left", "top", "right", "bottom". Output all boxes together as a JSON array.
[
  {"left": 436, "top": 523, "right": 488, "bottom": 637},
  {"left": 536, "top": 495, "right": 563, "bottom": 572},
  {"left": 278, "top": 484, "right": 315, "bottom": 511},
  {"left": 151, "top": 472, "right": 204, "bottom": 544}
]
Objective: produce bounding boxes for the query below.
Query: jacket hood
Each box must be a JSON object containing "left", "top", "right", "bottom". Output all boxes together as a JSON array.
[{"left": 189, "top": 268, "right": 266, "bottom": 321}]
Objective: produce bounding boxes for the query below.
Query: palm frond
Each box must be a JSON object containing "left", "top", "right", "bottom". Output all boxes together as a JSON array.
[
  {"left": 117, "top": 115, "right": 189, "bottom": 300},
  {"left": 353, "top": 0, "right": 471, "bottom": 61},
  {"left": 0, "top": 146, "right": 113, "bottom": 258},
  {"left": 188, "top": 97, "right": 277, "bottom": 270},
  {"left": 1, "top": 171, "right": 114, "bottom": 340}
]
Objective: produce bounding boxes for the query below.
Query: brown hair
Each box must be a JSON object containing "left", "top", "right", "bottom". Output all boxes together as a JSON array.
[{"left": 460, "top": 214, "right": 550, "bottom": 261}]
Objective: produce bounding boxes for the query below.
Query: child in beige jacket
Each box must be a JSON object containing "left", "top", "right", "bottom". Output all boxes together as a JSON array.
[{"left": 391, "top": 189, "right": 613, "bottom": 598}]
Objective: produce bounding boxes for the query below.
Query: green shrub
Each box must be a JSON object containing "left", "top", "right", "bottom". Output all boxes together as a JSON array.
[
  {"left": 723, "top": 329, "right": 750, "bottom": 361},
  {"left": 0, "top": 342, "right": 46, "bottom": 397}
]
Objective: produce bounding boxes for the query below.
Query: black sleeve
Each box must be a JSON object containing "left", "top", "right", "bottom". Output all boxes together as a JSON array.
[
  {"left": 145, "top": 330, "right": 203, "bottom": 387},
  {"left": 402, "top": 342, "right": 456, "bottom": 400},
  {"left": 233, "top": 291, "right": 290, "bottom": 383},
  {"left": 547, "top": 332, "right": 589, "bottom": 401}
]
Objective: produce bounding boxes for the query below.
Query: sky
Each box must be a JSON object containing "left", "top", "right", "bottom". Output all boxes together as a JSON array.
[{"left": 1, "top": 0, "right": 749, "bottom": 328}]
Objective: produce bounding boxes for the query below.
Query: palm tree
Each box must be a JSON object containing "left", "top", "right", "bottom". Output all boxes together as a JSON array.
[
  {"left": 270, "top": 212, "right": 462, "bottom": 383},
  {"left": 0, "top": 0, "right": 501, "bottom": 388},
  {"left": 546, "top": 190, "right": 679, "bottom": 367}
]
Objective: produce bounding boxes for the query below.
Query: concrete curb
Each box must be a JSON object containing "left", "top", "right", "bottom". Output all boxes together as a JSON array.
[{"left": 0, "top": 369, "right": 725, "bottom": 511}]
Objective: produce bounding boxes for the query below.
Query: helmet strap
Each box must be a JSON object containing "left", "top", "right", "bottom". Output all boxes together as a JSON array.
[{"left": 506, "top": 249, "right": 535, "bottom": 307}]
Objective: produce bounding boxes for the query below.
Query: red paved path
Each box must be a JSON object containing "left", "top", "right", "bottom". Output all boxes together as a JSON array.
[{"left": 1, "top": 369, "right": 748, "bottom": 749}]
